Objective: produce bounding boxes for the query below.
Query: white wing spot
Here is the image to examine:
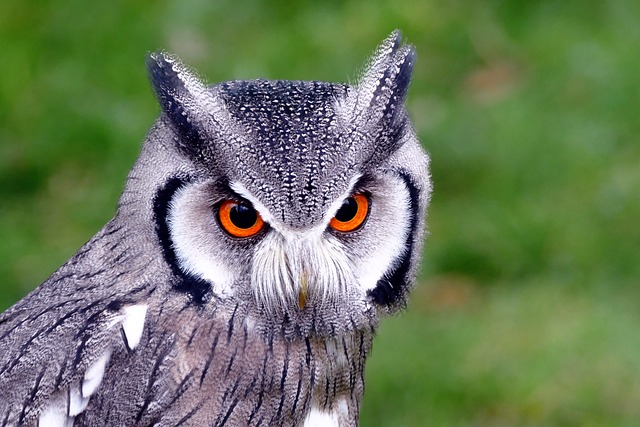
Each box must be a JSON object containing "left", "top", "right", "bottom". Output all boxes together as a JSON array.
[
  {"left": 82, "top": 349, "right": 112, "bottom": 398},
  {"left": 121, "top": 304, "right": 148, "bottom": 350},
  {"left": 68, "top": 384, "right": 89, "bottom": 417},
  {"left": 38, "top": 393, "right": 73, "bottom": 427},
  {"left": 303, "top": 405, "right": 340, "bottom": 427},
  {"left": 303, "top": 399, "right": 349, "bottom": 427}
]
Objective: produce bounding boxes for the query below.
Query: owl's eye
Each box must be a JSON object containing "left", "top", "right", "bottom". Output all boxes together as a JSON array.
[
  {"left": 329, "top": 193, "right": 369, "bottom": 232},
  {"left": 218, "top": 200, "right": 265, "bottom": 238}
]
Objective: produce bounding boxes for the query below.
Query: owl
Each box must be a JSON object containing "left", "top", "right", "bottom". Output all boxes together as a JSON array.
[{"left": 0, "top": 30, "right": 431, "bottom": 426}]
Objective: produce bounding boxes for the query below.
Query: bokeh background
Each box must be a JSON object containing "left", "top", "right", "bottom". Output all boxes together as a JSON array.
[{"left": 1, "top": 1, "right": 639, "bottom": 425}]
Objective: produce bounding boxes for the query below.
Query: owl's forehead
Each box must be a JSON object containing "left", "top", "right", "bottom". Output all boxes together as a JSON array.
[
  {"left": 211, "top": 80, "right": 358, "bottom": 229},
  {"left": 217, "top": 79, "right": 346, "bottom": 120}
]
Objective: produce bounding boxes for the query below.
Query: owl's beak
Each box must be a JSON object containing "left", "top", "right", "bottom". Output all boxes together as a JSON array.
[{"left": 298, "top": 272, "right": 309, "bottom": 310}]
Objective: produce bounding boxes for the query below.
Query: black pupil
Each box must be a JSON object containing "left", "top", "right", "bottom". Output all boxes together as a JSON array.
[
  {"left": 230, "top": 204, "right": 258, "bottom": 229},
  {"left": 335, "top": 197, "right": 358, "bottom": 222}
]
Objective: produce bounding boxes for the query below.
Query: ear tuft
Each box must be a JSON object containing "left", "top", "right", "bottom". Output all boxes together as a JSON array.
[
  {"left": 146, "top": 52, "right": 212, "bottom": 154},
  {"left": 358, "top": 30, "right": 403, "bottom": 91},
  {"left": 146, "top": 51, "right": 209, "bottom": 110},
  {"left": 359, "top": 30, "right": 416, "bottom": 119},
  {"left": 337, "top": 31, "right": 417, "bottom": 165}
]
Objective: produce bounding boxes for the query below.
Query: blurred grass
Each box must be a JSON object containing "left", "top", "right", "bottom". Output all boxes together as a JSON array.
[{"left": 1, "top": 0, "right": 639, "bottom": 425}]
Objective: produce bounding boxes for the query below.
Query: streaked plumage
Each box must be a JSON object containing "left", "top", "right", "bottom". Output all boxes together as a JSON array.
[{"left": 0, "top": 30, "right": 431, "bottom": 426}]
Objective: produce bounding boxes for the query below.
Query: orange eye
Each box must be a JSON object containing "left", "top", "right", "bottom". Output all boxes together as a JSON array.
[
  {"left": 218, "top": 200, "right": 265, "bottom": 238},
  {"left": 329, "top": 193, "right": 369, "bottom": 232}
]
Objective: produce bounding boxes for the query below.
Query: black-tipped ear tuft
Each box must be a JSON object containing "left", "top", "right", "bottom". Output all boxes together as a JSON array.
[
  {"left": 338, "top": 31, "right": 417, "bottom": 165},
  {"left": 147, "top": 52, "right": 196, "bottom": 116},
  {"left": 382, "top": 44, "right": 416, "bottom": 117},
  {"left": 370, "top": 38, "right": 416, "bottom": 114},
  {"left": 147, "top": 52, "right": 182, "bottom": 104},
  {"left": 362, "top": 30, "right": 403, "bottom": 81},
  {"left": 346, "top": 31, "right": 417, "bottom": 125},
  {"left": 389, "top": 29, "right": 403, "bottom": 52},
  {"left": 146, "top": 52, "right": 210, "bottom": 154}
]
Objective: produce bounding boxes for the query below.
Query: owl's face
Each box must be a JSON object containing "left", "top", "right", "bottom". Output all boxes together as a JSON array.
[{"left": 122, "top": 33, "right": 430, "bottom": 338}]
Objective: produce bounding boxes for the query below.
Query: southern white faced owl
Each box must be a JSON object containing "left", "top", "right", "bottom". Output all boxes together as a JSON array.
[{"left": 0, "top": 30, "right": 431, "bottom": 426}]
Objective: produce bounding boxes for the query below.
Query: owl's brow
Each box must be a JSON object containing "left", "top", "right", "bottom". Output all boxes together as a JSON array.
[{"left": 228, "top": 172, "right": 363, "bottom": 236}]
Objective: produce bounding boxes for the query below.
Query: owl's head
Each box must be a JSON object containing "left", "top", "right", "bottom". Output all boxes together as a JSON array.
[{"left": 120, "top": 31, "right": 431, "bottom": 338}]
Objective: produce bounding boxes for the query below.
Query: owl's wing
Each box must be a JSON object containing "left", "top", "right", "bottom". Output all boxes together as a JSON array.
[{"left": 0, "top": 269, "right": 150, "bottom": 425}]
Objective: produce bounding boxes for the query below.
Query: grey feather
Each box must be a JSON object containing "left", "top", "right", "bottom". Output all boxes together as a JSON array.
[{"left": 0, "top": 30, "right": 431, "bottom": 426}]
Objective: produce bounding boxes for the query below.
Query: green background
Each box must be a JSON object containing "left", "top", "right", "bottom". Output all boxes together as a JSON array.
[{"left": 1, "top": 1, "right": 639, "bottom": 425}]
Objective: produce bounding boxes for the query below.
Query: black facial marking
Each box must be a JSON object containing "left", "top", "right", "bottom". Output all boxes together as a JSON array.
[
  {"left": 368, "top": 171, "right": 420, "bottom": 307},
  {"left": 153, "top": 176, "right": 213, "bottom": 304}
]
